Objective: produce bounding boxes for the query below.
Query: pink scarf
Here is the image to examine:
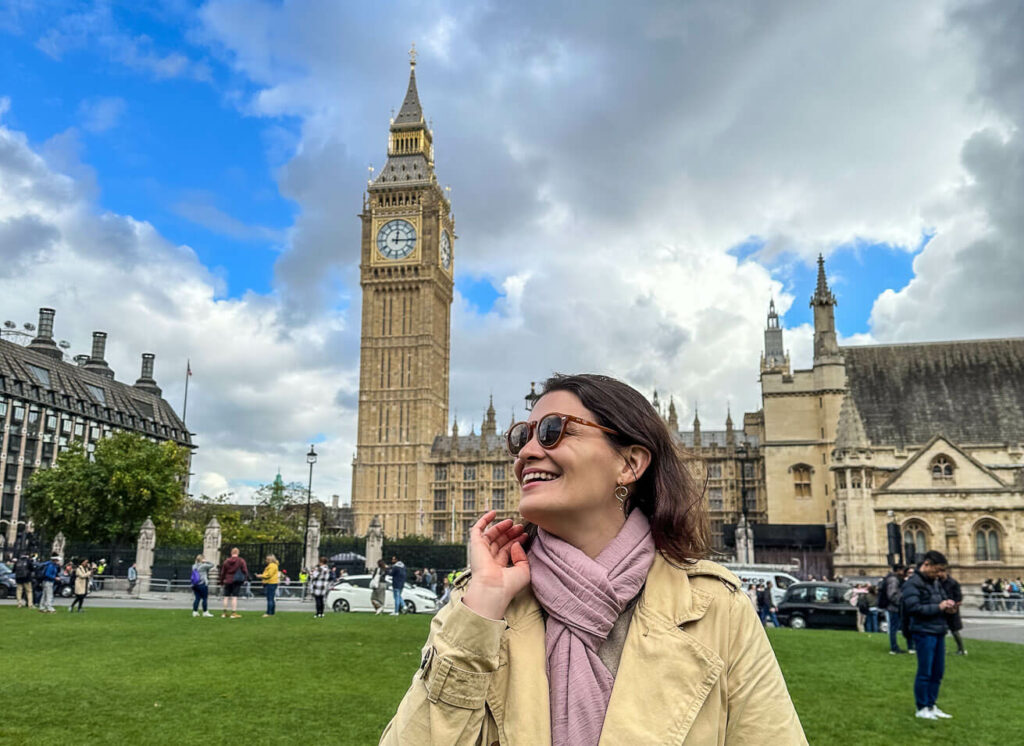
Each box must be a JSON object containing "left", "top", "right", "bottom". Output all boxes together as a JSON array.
[{"left": 529, "top": 509, "right": 656, "bottom": 746}]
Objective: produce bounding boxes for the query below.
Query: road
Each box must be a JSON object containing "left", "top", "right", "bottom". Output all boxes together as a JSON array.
[{"left": 959, "top": 614, "right": 1024, "bottom": 644}]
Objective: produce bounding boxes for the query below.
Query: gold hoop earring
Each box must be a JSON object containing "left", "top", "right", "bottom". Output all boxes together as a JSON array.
[{"left": 614, "top": 484, "right": 629, "bottom": 507}]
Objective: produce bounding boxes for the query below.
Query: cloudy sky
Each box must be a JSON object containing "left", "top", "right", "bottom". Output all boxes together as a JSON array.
[{"left": 1, "top": 1, "right": 1020, "bottom": 503}]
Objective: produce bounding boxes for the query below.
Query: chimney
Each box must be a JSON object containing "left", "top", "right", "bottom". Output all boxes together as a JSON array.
[
  {"left": 134, "top": 353, "right": 162, "bottom": 396},
  {"left": 82, "top": 331, "right": 115, "bottom": 379},
  {"left": 27, "top": 308, "right": 63, "bottom": 360}
]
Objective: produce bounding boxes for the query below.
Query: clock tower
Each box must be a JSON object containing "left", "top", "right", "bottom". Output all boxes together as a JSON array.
[{"left": 351, "top": 48, "right": 455, "bottom": 537}]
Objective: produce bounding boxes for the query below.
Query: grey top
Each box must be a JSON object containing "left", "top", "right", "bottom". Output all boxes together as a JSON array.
[{"left": 192, "top": 561, "right": 214, "bottom": 586}]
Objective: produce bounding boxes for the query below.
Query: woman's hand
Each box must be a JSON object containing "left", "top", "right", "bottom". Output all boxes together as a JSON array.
[{"left": 461, "top": 510, "right": 530, "bottom": 621}]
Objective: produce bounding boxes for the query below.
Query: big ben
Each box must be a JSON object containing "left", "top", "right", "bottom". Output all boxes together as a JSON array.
[{"left": 351, "top": 48, "right": 455, "bottom": 537}]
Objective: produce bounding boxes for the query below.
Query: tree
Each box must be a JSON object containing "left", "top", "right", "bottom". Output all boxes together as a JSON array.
[{"left": 24, "top": 432, "right": 189, "bottom": 545}]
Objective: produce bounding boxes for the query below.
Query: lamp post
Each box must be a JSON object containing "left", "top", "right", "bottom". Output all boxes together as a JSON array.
[
  {"left": 302, "top": 445, "right": 317, "bottom": 576},
  {"left": 524, "top": 382, "right": 540, "bottom": 412}
]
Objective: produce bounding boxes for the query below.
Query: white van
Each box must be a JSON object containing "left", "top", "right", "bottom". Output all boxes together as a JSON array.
[{"left": 724, "top": 566, "right": 800, "bottom": 606}]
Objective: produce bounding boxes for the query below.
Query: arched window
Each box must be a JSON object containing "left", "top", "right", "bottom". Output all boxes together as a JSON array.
[
  {"left": 903, "top": 520, "right": 928, "bottom": 563},
  {"left": 791, "top": 464, "right": 812, "bottom": 498},
  {"left": 975, "top": 522, "right": 1001, "bottom": 561},
  {"left": 931, "top": 454, "right": 955, "bottom": 484}
]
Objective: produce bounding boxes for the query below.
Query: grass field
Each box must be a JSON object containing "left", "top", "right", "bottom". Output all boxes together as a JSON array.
[{"left": 1, "top": 606, "right": 1021, "bottom": 745}]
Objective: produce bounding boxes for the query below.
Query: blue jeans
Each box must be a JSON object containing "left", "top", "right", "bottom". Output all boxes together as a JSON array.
[
  {"left": 866, "top": 609, "right": 879, "bottom": 633},
  {"left": 265, "top": 583, "right": 277, "bottom": 615},
  {"left": 912, "top": 632, "right": 945, "bottom": 710},
  {"left": 759, "top": 606, "right": 779, "bottom": 627},
  {"left": 393, "top": 586, "right": 404, "bottom": 614},
  {"left": 887, "top": 610, "right": 903, "bottom": 651},
  {"left": 192, "top": 583, "right": 209, "bottom": 612}
]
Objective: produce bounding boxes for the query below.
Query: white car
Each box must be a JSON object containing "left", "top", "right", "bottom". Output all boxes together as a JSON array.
[{"left": 326, "top": 574, "right": 441, "bottom": 614}]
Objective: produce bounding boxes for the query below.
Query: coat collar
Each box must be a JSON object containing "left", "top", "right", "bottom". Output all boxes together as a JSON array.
[{"left": 499, "top": 554, "right": 737, "bottom": 745}]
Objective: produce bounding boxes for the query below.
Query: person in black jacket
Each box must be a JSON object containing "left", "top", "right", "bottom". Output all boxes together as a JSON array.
[
  {"left": 902, "top": 551, "right": 957, "bottom": 720},
  {"left": 939, "top": 570, "right": 966, "bottom": 655}
]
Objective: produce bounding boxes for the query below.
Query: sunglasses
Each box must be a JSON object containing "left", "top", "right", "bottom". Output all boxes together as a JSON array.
[{"left": 506, "top": 412, "right": 618, "bottom": 456}]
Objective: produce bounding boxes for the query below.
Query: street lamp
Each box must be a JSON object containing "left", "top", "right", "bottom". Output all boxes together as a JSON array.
[
  {"left": 524, "top": 382, "right": 540, "bottom": 412},
  {"left": 302, "top": 444, "right": 317, "bottom": 577}
]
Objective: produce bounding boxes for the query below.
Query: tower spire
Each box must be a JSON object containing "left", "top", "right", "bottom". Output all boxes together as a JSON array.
[
  {"left": 395, "top": 45, "right": 424, "bottom": 125},
  {"left": 810, "top": 254, "right": 841, "bottom": 363}
]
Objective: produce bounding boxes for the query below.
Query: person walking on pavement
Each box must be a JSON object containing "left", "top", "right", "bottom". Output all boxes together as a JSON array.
[
  {"left": 70, "top": 559, "right": 93, "bottom": 613},
  {"left": 219, "top": 547, "right": 248, "bottom": 618},
  {"left": 191, "top": 554, "right": 215, "bottom": 617},
  {"left": 758, "top": 582, "right": 780, "bottom": 627},
  {"left": 14, "top": 552, "right": 35, "bottom": 608},
  {"left": 309, "top": 556, "right": 331, "bottom": 618},
  {"left": 880, "top": 564, "right": 907, "bottom": 654},
  {"left": 256, "top": 554, "right": 280, "bottom": 617},
  {"left": 389, "top": 555, "right": 407, "bottom": 615},
  {"left": 126, "top": 562, "right": 138, "bottom": 595},
  {"left": 938, "top": 569, "right": 966, "bottom": 655},
  {"left": 37, "top": 554, "right": 60, "bottom": 613},
  {"left": 370, "top": 559, "right": 388, "bottom": 615},
  {"left": 903, "top": 551, "right": 956, "bottom": 720}
]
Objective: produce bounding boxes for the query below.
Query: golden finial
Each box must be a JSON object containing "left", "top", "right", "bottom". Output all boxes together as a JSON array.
[
  {"left": 409, "top": 43, "right": 417, "bottom": 68},
  {"left": 367, "top": 164, "right": 375, "bottom": 185}
]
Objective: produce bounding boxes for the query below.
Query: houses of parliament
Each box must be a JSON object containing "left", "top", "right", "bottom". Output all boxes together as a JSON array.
[{"left": 351, "top": 55, "right": 1024, "bottom": 581}]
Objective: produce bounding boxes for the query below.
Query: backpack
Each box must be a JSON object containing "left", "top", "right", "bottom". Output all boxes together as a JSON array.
[
  {"left": 856, "top": 592, "right": 870, "bottom": 612},
  {"left": 14, "top": 558, "right": 32, "bottom": 579},
  {"left": 190, "top": 567, "right": 202, "bottom": 586},
  {"left": 876, "top": 575, "right": 890, "bottom": 609}
]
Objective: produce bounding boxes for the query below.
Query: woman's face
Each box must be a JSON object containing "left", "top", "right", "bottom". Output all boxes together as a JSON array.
[{"left": 514, "top": 391, "right": 625, "bottom": 529}]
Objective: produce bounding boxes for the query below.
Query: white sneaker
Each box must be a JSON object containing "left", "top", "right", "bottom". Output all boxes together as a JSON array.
[
  {"left": 202, "top": 611, "right": 214, "bottom": 617},
  {"left": 192, "top": 611, "right": 199, "bottom": 617},
  {"left": 930, "top": 706, "right": 952, "bottom": 719},
  {"left": 915, "top": 708, "right": 937, "bottom": 720},
  {"left": 375, "top": 607, "right": 383, "bottom": 615}
]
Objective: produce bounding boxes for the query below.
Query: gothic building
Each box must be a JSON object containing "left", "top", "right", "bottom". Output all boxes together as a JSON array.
[
  {"left": 0, "top": 308, "right": 193, "bottom": 548},
  {"left": 753, "top": 256, "right": 1024, "bottom": 580}
]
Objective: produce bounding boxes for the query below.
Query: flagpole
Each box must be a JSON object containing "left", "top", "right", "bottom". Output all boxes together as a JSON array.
[{"left": 182, "top": 359, "right": 191, "bottom": 425}]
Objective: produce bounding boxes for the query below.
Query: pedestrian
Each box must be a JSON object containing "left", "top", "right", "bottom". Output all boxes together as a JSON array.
[
  {"left": 278, "top": 569, "right": 291, "bottom": 598},
  {"left": 126, "top": 562, "right": 138, "bottom": 595},
  {"left": 879, "top": 564, "right": 907, "bottom": 654},
  {"left": 219, "top": 547, "right": 248, "bottom": 618},
  {"left": 864, "top": 585, "right": 880, "bottom": 633},
  {"left": 903, "top": 551, "right": 956, "bottom": 720},
  {"left": 389, "top": 555, "right": 407, "bottom": 615},
  {"left": 310, "top": 556, "right": 331, "bottom": 618},
  {"left": 70, "top": 559, "right": 93, "bottom": 613},
  {"left": 13, "top": 552, "right": 34, "bottom": 608},
  {"left": 382, "top": 373, "right": 806, "bottom": 743},
  {"left": 370, "top": 559, "right": 388, "bottom": 615},
  {"left": 938, "top": 569, "right": 966, "bottom": 655},
  {"left": 256, "top": 554, "right": 280, "bottom": 617},
  {"left": 900, "top": 566, "right": 917, "bottom": 652},
  {"left": 438, "top": 576, "right": 452, "bottom": 607},
  {"left": 745, "top": 582, "right": 758, "bottom": 609},
  {"left": 759, "top": 582, "right": 780, "bottom": 627},
  {"left": 421, "top": 567, "right": 433, "bottom": 589},
  {"left": 190, "top": 554, "right": 215, "bottom": 617},
  {"left": 37, "top": 554, "right": 60, "bottom": 613},
  {"left": 854, "top": 584, "right": 870, "bottom": 633}
]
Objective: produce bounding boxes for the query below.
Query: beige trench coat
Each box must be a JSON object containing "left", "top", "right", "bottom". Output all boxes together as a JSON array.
[{"left": 381, "top": 554, "right": 807, "bottom": 745}]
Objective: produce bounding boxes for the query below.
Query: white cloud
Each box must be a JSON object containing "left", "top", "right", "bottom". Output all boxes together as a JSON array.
[
  {"left": 78, "top": 96, "right": 126, "bottom": 133},
  {"left": 0, "top": 117, "right": 356, "bottom": 504}
]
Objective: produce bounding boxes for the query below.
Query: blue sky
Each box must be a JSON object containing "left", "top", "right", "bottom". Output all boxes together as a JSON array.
[{"left": 1, "top": 1, "right": 1017, "bottom": 501}]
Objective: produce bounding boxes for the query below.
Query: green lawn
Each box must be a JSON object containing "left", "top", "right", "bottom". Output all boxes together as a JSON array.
[{"left": 1, "top": 607, "right": 1020, "bottom": 745}]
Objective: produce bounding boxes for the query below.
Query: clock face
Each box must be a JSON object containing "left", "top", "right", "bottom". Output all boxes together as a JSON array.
[
  {"left": 440, "top": 230, "right": 452, "bottom": 270},
  {"left": 376, "top": 219, "right": 417, "bottom": 260}
]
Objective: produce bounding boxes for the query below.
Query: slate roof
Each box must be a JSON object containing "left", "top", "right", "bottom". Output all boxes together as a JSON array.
[
  {"left": 394, "top": 67, "right": 424, "bottom": 126},
  {"left": 430, "top": 432, "right": 506, "bottom": 455},
  {"left": 372, "top": 154, "right": 433, "bottom": 187},
  {"left": 0, "top": 338, "right": 191, "bottom": 446},
  {"left": 842, "top": 339, "right": 1024, "bottom": 448},
  {"left": 675, "top": 430, "right": 761, "bottom": 448}
]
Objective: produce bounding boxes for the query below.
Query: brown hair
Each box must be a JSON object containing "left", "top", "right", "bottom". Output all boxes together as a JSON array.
[{"left": 529, "top": 373, "right": 709, "bottom": 563}]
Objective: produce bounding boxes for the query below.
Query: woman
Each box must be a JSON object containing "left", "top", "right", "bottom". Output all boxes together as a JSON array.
[
  {"left": 69, "top": 559, "right": 92, "bottom": 613},
  {"left": 257, "top": 554, "right": 280, "bottom": 617},
  {"left": 370, "top": 559, "right": 388, "bottom": 615},
  {"left": 309, "top": 557, "right": 331, "bottom": 618},
  {"left": 191, "top": 554, "right": 215, "bottom": 617},
  {"left": 382, "top": 373, "right": 806, "bottom": 744}
]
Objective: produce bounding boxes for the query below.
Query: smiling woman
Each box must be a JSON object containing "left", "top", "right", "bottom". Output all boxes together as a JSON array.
[{"left": 381, "top": 374, "right": 807, "bottom": 745}]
